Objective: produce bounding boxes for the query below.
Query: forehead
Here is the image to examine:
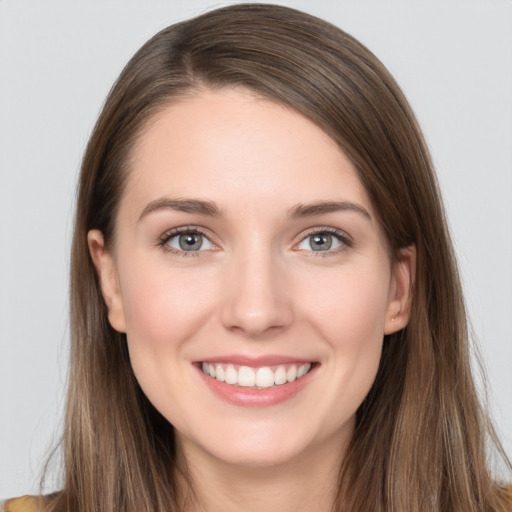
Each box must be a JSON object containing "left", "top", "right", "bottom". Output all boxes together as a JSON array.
[{"left": 124, "top": 88, "right": 373, "bottom": 217}]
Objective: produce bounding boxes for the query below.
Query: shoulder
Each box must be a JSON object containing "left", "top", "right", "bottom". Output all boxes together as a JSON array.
[{"left": 1, "top": 496, "right": 40, "bottom": 512}]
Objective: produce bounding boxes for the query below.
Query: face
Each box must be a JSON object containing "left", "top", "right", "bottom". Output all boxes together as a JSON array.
[{"left": 89, "top": 88, "right": 413, "bottom": 470}]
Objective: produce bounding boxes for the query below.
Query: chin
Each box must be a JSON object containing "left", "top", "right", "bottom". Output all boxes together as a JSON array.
[
  {"left": 179, "top": 415, "right": 341, "bottom": 470},
  {"left": 206, "top": 438, "right": 310, "bottom": 468}
]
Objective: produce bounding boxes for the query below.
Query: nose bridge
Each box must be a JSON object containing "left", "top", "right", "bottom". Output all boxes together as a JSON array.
[{"left": 220, "top": 239, "right": 292, "bottom": 337}]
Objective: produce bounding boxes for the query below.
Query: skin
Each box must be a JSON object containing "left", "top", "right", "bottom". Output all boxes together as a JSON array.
[{"left": 89, "top": 88, "right": 414, "bottom": 512}]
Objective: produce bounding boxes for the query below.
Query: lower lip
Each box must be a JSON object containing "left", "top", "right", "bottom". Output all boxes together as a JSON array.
[{"left": 196, "top": 364, "right": 318, "bottom": 407}]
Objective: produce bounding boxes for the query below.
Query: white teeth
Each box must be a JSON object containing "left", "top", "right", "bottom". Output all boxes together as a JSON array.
[
  {"left": 225, "top": 365, "right": 238, "bottom": 385},
  {"left": 274, "top": 365, "right": 287, "bottom": 385},
  {"left": 286, "top": 365, "right": 297, "bottom": 382},
  {"left": 215, "top": 364, "right": 225, "bottom": 382},
  {"left": 201, "top": 362, "right": 313, "bottom": 388},
  {"left": 297, "top": 363, "right": 311, "bottom": 378},
  {"left": 256, "top": 367, "right": 275, "bottom": 388},
  {"left": 238, "top": 366, "right": 256, "bottom": 387}
]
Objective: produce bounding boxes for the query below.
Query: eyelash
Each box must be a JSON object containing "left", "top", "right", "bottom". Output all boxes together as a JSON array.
[
  {"left": 157, "top": 226, "right": 214, "bottom": 258},
  {"left": 156, "top": 226, "right": 352, "bottom": 257},
  {"left": 297, "top": 227, "right": 352, "bottom": 257}
]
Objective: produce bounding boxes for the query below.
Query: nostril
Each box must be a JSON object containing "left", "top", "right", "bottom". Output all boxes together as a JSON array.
[{"left": 220, "top": 292, "right": 293, "bottom": 337}]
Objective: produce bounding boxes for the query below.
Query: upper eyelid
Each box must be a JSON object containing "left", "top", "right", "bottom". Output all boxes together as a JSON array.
[
  {"left": 159, "top": 225, "right": 213, "bottom": 241},
  {"left": 296, "top": 226, "right": 352, "bottom": 243},
  {"left": 300, "top": 226, "right": 349, "bottom": 236}
]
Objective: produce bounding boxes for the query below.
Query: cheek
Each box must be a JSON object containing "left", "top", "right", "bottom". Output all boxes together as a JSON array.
[
  {"left": 297, "top": 262, "right": 390, "bottom": 409},
  {"left": 118, "top": 261, "right": 220, "bottom": 421},
  {"left": 119, "top": 258, "right": 218, "bottom": 354},
  {"left": 300, "top": 262, "right": 391, "bottom": 345}
]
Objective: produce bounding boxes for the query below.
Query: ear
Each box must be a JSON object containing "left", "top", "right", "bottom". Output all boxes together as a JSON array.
[
  {"left": 87, "top": 229, "right": 127, "bottom": 333},
  {"left": 384, "top": 245, "right": 416, "bottom": 335}
]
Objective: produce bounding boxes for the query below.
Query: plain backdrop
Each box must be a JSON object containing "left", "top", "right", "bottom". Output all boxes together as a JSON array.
[{"left": 1, "top": 0, "right": 511, "bottom": 499}]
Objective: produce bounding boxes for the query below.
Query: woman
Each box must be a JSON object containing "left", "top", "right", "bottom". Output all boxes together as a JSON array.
[{"left": 4, "top": 3, "right": 510, "bottom": 511}]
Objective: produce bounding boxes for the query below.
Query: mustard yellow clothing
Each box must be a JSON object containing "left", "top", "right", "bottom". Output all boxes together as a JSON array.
[{"left": 1, "top": 496, "right": 40, "bottom": 512}]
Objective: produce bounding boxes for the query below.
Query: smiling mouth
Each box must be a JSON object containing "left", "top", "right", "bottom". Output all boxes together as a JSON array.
[{"left": 201, "top": 362, "right": 314, "bottom": 389}]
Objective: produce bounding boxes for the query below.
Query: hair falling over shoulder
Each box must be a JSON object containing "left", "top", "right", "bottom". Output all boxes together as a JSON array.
[{"left": 42, "top": 4, "right": 511, "bottom": 512}]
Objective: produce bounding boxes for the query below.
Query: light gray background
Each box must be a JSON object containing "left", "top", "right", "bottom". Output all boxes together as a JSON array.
[{"left": 1, "top": 0, "right": 511, "bottom": 499}]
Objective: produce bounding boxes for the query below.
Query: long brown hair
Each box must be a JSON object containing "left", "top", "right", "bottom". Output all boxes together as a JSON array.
[{"left": 45, "top": 4, "right": 510, "bottom": 511}]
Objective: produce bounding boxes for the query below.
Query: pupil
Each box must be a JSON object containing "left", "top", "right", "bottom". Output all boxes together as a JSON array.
[
  {"left": 179, "top": 233, "right": 202, "bottom": 251},
  {"left": 311, "top": 233, "right": 332, "bottom": 251}
]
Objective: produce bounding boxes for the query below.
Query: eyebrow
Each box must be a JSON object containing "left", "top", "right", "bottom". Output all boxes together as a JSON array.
[
  {"left": 138, "top": 197, "right": 371, "bottom": 222},
  {"left": 138, "top": 197, "right": 222, "bottom": 222},
  {"left": 288, "top": 201, "right": 372, "bottom": 221}
]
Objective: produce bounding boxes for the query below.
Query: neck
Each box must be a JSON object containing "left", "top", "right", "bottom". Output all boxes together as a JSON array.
[{"left": 175, "top": 434, "right": 346, "bottom": 512}]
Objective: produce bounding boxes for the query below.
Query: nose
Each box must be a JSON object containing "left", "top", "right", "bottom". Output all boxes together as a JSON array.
[{"left": 220, "top": 248, "right": 293, "bottom": 338}]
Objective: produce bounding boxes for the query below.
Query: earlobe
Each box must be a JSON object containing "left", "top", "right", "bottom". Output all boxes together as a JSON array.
[
  {"left": 87, "top": 230, "right": 127, "bottom": 333},
  {"left": 384, "top": 245, "right": 416, "bottom": 335}
]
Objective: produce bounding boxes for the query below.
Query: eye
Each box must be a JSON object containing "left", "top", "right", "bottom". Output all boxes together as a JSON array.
[
  {"left": 161, "top": 229, "right": 214, "bottom": 253},
  {"left": 296, "top": 229, "right": 349, "bottom": 252}
]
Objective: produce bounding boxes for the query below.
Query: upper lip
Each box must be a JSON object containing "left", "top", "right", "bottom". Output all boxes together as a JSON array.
[{"left": 197, "top": 354, "right": 316, "bottom": 367}]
